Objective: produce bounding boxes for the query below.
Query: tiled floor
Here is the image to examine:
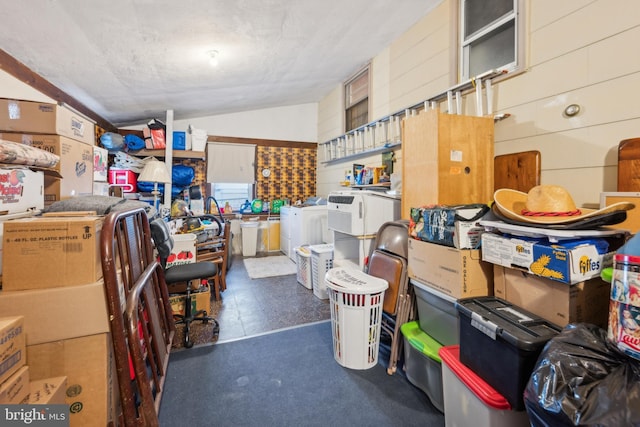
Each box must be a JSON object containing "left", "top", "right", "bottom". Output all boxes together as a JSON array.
[{"left": 210, "top": 253, "right": 331, "bottom": 342}]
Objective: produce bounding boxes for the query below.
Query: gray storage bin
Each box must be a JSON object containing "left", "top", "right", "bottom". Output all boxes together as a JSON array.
[{"left": 411, "top": 279, "right": 459, "bottom": 346}]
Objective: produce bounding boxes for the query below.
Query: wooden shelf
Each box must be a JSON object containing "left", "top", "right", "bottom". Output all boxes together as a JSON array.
[{"left": 132, "top": 149, "right": 206, "bottom": 160}]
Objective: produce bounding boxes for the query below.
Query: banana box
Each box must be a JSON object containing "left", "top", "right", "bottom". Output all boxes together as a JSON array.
[{"left": 481, "top": 232, "right": 626, "bottom": 285}]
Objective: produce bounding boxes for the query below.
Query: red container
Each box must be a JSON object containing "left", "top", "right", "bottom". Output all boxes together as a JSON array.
[{"left": 108, "top": 168, "right": 137, "bottom": 193}]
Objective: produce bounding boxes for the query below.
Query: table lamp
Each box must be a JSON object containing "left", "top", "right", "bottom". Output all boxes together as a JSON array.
[{"left": 138, "top": 157, "right": 171, "bottom": 210}]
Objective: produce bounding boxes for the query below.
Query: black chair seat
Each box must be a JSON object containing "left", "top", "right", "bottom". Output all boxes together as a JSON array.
[{"left": 164, "top": 262, "right": 217, "bottom": 284}]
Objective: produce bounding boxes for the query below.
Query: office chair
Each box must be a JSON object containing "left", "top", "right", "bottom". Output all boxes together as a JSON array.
[{"left": 150, "top": 217, "right": 220, "bottom": 348}]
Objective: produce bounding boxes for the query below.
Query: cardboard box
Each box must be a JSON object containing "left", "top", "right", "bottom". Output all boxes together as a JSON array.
[
  {"left": 166, "top": 233, "right": 197, "bottom": 268},
  {"left": 0, "top": 280, "right": 109, "bottom": 345},
  {"left": 27, "top": 333, "right": 118, "bottom": 427},
  {"left": 0, "top": 167, "right": 44, "bottom": 215},
  {"left": 481, "top": 232, "right": 624, "bottom": 285},
  {"left": 22, "top": 376, "right": 67, "bottom": 404},
  {"left": 2, "top": 215, "right": 103, "bottom": 290},
  {"left": 0, "top": 316, "right": 25, "bottom": 385},
  {"left": 169, "top": 286, "right": 211, "bottom": 317},
  {"left": 0, "top": 210, "right": 38, "bottom": 276},
  {"left": 93, "top": 145, "right": 108, "bottom": 182},
  {"left": 407, "top": 238, "right": 493, "bottom": 299},
  {"left": 493, "top": 265, "right": 610, "bottom": 328},
  {"left": 600, "top": 192, "right": 640, "bottom": 233},
  {"left": 0, "top": 133, "right": 93, "bottom": 205},
  {"left": 0, "top": 365, "right": 29, "bottom": 404},
  {"left": 0, "top": 98, "right": 95, "bottom": 145}
]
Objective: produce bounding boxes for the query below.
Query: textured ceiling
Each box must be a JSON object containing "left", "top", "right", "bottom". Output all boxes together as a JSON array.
[{"left": 0, "top": 0, "right": 440, "bottom": 127}]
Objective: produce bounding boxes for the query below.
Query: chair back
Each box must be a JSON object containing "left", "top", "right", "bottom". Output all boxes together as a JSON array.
[{"left": 150, "top": 218, "right": 174, "bottom": 269}]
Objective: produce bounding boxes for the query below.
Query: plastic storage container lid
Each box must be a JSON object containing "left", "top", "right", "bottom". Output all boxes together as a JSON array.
[
  {"left": 325, "top": 267, "right": 388, "bottom": 294},
  {"left": 309, "top": 243, "right": 334, "bottom": 254},
  {"left": 400, "top": 321, "right": 442, "bottom": 363},
  {"left": 455, "top": 297, "right": 561, "bottom": 352},
  {"left": 439, "top": 345, "right": 511, "bottom": 410}
]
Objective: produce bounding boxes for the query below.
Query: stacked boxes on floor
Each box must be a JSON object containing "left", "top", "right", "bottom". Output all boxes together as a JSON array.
[
  {"left": 401, "top": 111, "right": 500, "bottom": 417},
  {"left": 0, "top": 98, "right": 96, "bottom": 206},
  {"left": 0, "top": 215, "right": 119, "bottom": 426}
]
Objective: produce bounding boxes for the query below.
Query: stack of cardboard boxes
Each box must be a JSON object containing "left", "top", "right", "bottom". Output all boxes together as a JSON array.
[
  {"left": 0, "top": 316, "right": 67, "bottom": 405},
  {"left": 0, "top": 215, "right": 119, "bottom": 426},
  {"left": 400, "top": 110, "right": 625, "bottom": 424},
  {"left": 0, "top": 98, "right": 95, "bottom": 205},
  {"left": 0, "top": 99, "right": 119, "bottom": 425}
]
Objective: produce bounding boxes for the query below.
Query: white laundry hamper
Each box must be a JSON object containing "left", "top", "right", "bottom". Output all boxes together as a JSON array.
[{"left": 325, "top": 267, "right": 388, "bottom": 370}]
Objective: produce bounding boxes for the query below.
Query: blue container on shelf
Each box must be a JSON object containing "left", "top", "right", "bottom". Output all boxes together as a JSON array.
[{"left": 173, "top": 131, "right": 186, "bottom": 150}]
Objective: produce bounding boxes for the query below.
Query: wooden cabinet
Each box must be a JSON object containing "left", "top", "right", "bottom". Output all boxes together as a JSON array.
[{"left": 401, "top": 110, "right": 494, "bottom": 219}]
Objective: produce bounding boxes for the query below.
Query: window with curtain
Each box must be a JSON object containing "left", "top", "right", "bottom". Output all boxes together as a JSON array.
[
  {"left": 344, "top": 65, "right": 370, "bottom": 132},
  {"left": 206, "top": 142, "right": 256, "bottom": 210}
]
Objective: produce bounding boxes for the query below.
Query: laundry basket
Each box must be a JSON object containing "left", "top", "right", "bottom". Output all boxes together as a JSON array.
[
  {"left": 325, "top": 267, "right": 388, "bottom": 370},
  {"left": 295, "top": 246, "right": 312, "bottom": 289},
  {"left": 309, "top": 244, "right": 334, "bottom": 299}
]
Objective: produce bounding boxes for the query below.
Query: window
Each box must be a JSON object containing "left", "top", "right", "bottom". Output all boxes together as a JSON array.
[
  {"left": 344, "top": 66, "right": 370, "bottom": 132},
  {"left": 459, "top": 0, "right": 524, "bottom": 80},
  {"left": 206, "top": 142, "right": 256, "bottom": 210},
  {"left": 208, "top": 183, "right": 254, "bottom": 211}
]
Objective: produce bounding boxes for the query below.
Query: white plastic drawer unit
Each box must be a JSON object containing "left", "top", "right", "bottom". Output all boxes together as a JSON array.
[{"left": 327, "top": 190, "right": 401, "bottom": 236}]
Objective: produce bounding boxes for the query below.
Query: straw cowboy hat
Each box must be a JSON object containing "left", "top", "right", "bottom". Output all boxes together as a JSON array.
[{"left": 493, "top": 185, "right": 635, "bottom": 225}]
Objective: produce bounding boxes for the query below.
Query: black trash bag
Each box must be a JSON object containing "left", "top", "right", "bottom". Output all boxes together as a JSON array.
[{"left": 524, "top": 323, "right": 640, "bottom": 427}]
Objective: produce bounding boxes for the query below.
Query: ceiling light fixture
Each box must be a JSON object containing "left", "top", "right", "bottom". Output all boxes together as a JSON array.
[{"left": 208, "top": 50, "right": 220, "bottom": 67}]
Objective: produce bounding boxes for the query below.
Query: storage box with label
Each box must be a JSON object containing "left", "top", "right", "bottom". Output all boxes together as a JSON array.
[
  {"left": 409, "top": 204, "right": 487, "bottom": 249},
  {"left": 407, "top": 238, "right": 493, "bottom": 299},
  {"left": 493, "top": 265, "right": 610, "bottom": 328},
  {"left": 0, "top": 365, "right": 29, "bottom": 404},
  {"left": 27, "top": 333, "right": 118, "bottom": 427},
  {"left": 0, "top": 167, "right": 44, "bottom": 214},
  {"left": 0, "top": 210, "right": 38, "bottom": 276},
  {"left": 93, "top": 145, "right": 108, "bottom": 182},
  {"left": 0, "top": 316, "right": 25, "bottom": 385},
  {"left": 169, "top": 286, "right": 211, "bottom": 317},
  {"left": 2, "top": 216, "right": 103, "bottom": 290},
  {"left": 166, "top": 233, "right": 197, "bottom": 268},
  {"left": 0, "top": 133, "right": 93, "bottom": 205},
  {"left": 481, "top": 232, "right": 625, "bottom": 285},
  {"left": 0, "top": 98, "right": 95, "bottom": 145},
  {"left": 22, "top": 376, "right": 67, "bottom": 404},
  {"left": 0, "top": 280, "right": 109, "bottom": 345}
]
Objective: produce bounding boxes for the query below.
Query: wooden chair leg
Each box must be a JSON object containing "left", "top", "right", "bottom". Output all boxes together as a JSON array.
[{"left": 211, "top": 276, "right": 221, "bottom": 301}]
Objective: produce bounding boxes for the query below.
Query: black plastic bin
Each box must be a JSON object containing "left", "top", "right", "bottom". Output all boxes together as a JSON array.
[{"left": 455, "top": 296, "right": 561, "bottom": 411}]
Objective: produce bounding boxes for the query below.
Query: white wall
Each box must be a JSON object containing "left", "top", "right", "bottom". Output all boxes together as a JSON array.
[
  {"left": 316, "top": 0, "right": 640, "bottom": 208},
  {"left": 172, "top": 103, "right": 318, "bottom": 143},
  {"left": 1, "top": 69, "right": 319, "bottom": 144}
]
